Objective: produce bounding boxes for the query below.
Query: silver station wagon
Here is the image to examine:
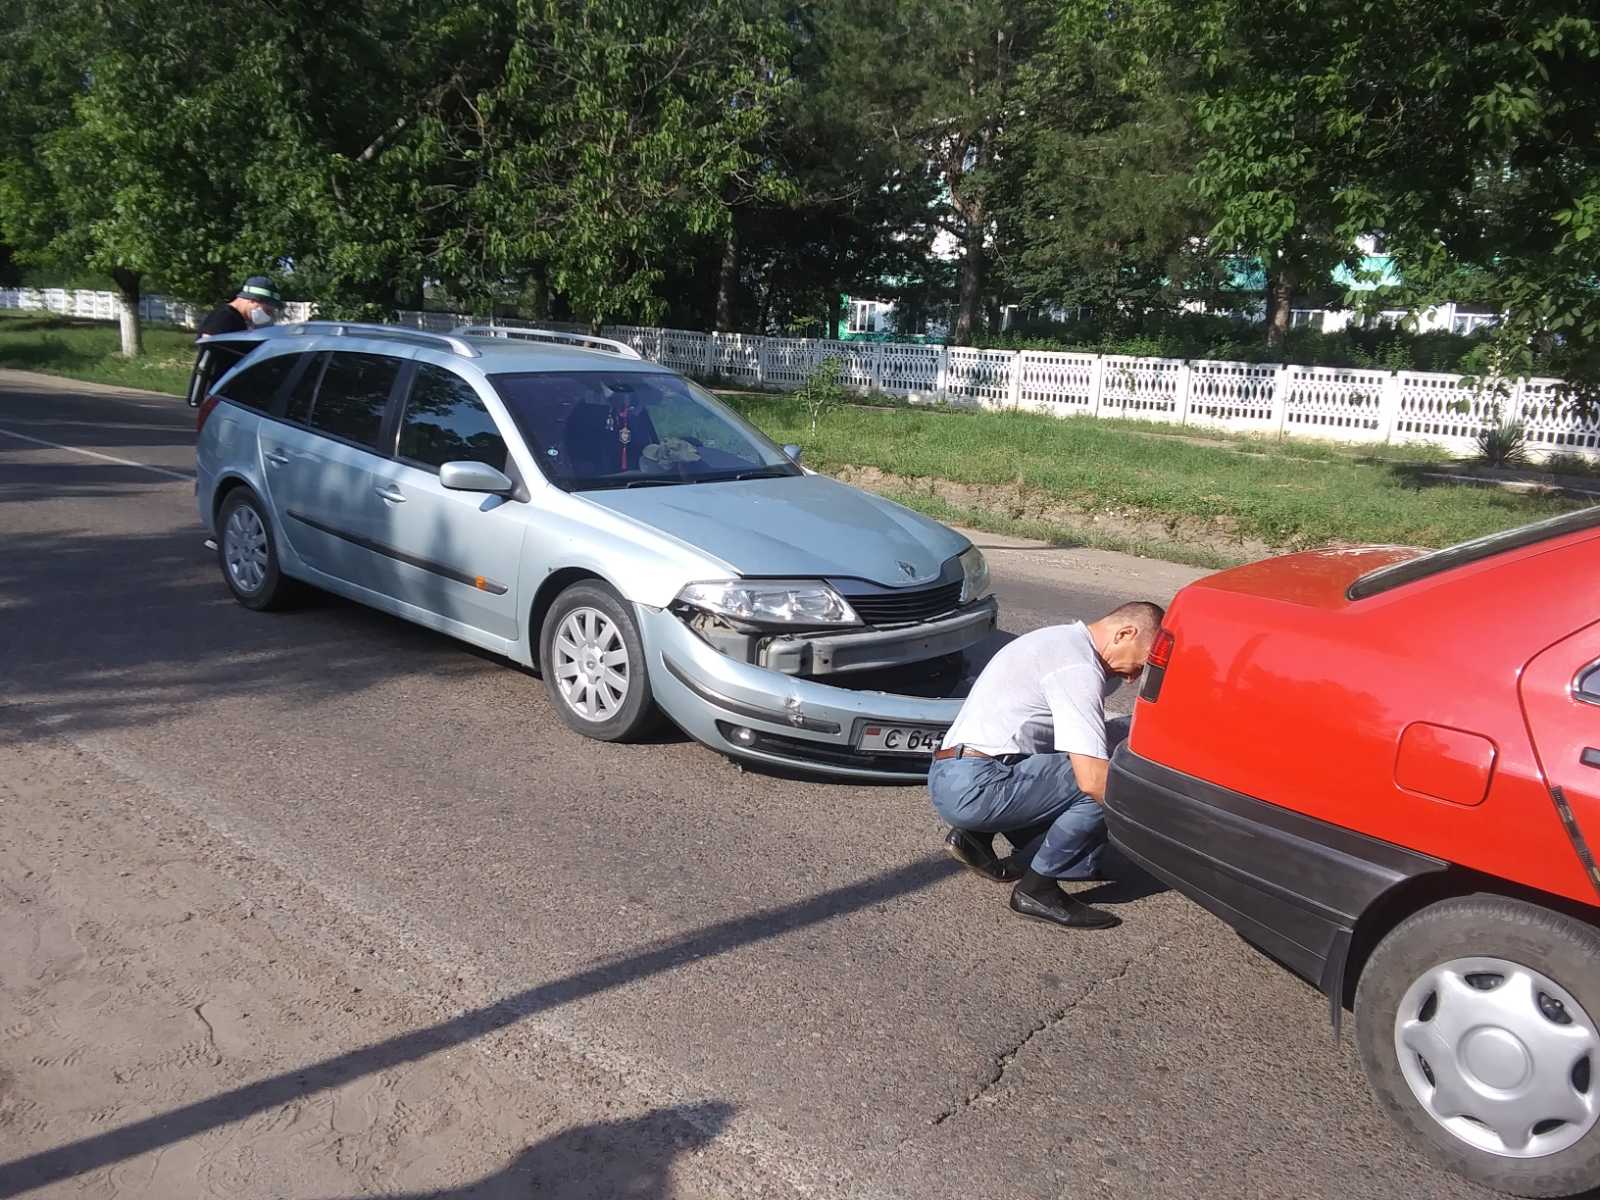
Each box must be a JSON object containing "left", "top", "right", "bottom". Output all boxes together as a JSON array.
[{"left": 189, "top": 322, "right": 998, "bottom": 779}]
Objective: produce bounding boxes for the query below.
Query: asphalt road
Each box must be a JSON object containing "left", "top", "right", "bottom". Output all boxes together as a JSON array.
[{"left": 0, "top": 370, "right": 1493, "bottom": 1199}]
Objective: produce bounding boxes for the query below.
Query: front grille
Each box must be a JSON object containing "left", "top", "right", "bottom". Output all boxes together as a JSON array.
[{"left": 844, "top": 582, "right": 963, "bottom": 627}]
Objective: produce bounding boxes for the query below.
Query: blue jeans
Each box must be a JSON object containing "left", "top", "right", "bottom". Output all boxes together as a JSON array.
[{"left": 927, "top": 753, "right": 1105, "bottom": 880}]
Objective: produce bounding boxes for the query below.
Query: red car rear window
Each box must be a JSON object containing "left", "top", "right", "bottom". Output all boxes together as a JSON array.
[{"left": 1347, "top": 504, "right": 1600, "bottom": 600}]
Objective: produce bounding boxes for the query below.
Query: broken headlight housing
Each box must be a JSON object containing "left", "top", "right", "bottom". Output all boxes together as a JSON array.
[
  {"left": 958, "top": 546, "right": 990, "bottom": 603},
  {"left": 675, "top": 579, "right": 862, "bottom": 627}
]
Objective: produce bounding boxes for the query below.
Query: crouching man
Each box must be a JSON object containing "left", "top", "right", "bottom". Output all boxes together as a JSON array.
[{"left": 928, "top": 601, "right": 1164, "bottom": 930}]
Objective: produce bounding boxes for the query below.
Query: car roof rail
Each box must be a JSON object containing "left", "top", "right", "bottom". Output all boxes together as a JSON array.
[
  {"left": 282, "top": 321, "right": 479, "bottom": 358},
  {"left": 453, "top": 324, "right": 643, "bottom": 360}
]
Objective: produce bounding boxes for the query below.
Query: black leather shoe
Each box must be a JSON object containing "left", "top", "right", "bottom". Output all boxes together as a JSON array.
[
  {"left": 944, "top": 828, "right": 1024, "bottom": 883},
  {"left": 1008, "top": 883, "right": 1121, "bottom": 929}
]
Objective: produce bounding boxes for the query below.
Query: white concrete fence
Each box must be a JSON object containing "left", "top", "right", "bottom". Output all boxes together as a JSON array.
[
  {"left": 3, "top": 286, "right": 1594, "bottom": 462},
  {"left": 0, "top": 286, "right": 315, "bottom": 330},
  {"left": 399, "top": 310, "right": 1599, "bottom": 463}
]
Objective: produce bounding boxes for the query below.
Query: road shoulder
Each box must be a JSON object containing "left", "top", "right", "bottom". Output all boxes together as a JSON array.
[{"left": 0, "top": 728, "right": 790, "bottom": 1199}]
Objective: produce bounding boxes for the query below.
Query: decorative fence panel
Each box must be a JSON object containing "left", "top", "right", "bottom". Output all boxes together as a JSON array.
[
  {"left": 943, "top": 347, "right": 1014, "bottom": 408},
  {"left": 1284, "top": 366, "right": 1391, "bottom": 443},
  {"left": 1515, "top": 378, "right": 1600, "bottom": 459},
  {"left": 1, "top": 288, "right": 1595, "bottom": 463},
  {"left": 1099, "top": 356, "right": 1186, "bottom": 423},
  {"left": 1185, "top": 360, "right": 1280, "bottom": 435},
  {"left": 1017, "top": 350, "right": 1098, "bottom": 417}
]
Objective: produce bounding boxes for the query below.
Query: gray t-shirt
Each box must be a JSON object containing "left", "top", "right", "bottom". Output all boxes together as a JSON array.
[{"left": 941, "top": 622, "right": 1121, "bottom": 757}]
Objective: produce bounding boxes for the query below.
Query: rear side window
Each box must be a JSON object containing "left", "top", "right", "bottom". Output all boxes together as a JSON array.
[
  {"left": 398, "top": 365, "right": 507, "bottom": 471},
  {"left": 304, "top": 352, "right": 402, "bottom": 450},
  {"left": 189, "top": 341, "right": 262, "bottom": 406},
  {"left": 218, "top": 352, "right": 296, "bottom": 412}
]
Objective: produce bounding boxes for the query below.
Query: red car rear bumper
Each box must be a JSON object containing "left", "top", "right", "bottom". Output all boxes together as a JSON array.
[{"left": 1105, "top": 746, "right": 1448, "bottom": 1019}]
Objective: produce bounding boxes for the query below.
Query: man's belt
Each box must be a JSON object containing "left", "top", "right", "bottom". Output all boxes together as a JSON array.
[{"left": 933, "top": 744, "right": 996, "bottom": 762}]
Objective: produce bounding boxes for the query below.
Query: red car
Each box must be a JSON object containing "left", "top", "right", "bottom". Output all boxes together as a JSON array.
[{"left": 1106, "top": 505, "right": 1600, "bottom": 1198}]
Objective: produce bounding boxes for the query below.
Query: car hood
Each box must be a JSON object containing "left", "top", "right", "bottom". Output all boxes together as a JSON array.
[{"left": 576, "top": 474, "right": 969, "bottom": 586}]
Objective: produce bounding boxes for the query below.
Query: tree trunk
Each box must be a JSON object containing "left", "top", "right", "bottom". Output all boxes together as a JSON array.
[
  {"left": 756, "top": 268, "right": 772, "bottom": 336},
  {"left": 826, "top": 289, "right": 841, "bottom": 341},
  {"left": 1265, "top": 268, "right": 1295, "bottom": 350},
  {"left": 523, "top": 263, "right": 549, "bottom": 321},
  {"left": 952, "top": 216, "right": 986, "bottom": 345},
  {"left": 110, "top": 267, "right": 143, "bottom": 357},
  {"left": 714, "top": 223, "right": 738, "bottom": 332}
]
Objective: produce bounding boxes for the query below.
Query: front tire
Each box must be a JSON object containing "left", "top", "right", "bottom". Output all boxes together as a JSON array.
[
  {"left": 1355, "top": 895, "right": 1600, "bottom": 1197},
  {"left": 539, "top": 582, "right": 662, "bottom": 742},
  {"left": 217, "top": 488, "right": 295, "bottom": 611}
]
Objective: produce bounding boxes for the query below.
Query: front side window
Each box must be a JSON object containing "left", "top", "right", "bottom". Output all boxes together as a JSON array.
[
  {"left": 398, "top": 365, "right": 508, "bottom": 472},
  {"left": 304, "top": 352, "right": 402, "bottom": 450},
  {"left": 219, "top": 351, "right": 296, "bottom": 411},
  {"left": 489, "top": 371, "right": 800, "bottom": 491}
]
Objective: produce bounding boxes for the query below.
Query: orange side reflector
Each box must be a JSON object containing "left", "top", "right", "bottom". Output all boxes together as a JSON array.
[{"left": 475, "top": 576, "right": 487, "bottom": 591}]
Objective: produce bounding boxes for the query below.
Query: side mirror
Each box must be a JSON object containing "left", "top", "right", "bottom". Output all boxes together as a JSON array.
[
  {"left": 439, "top": 460, "right": 514, "bottom": 494},
  {"left": 782, "top": 443, "right": 803, "bottom": 463}
]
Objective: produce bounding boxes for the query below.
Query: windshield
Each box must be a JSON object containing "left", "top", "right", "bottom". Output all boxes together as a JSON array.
[{"left": 489, "top": 370, "right": 802, "bottom": 491}]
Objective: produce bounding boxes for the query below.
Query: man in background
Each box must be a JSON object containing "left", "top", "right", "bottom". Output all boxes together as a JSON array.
[{"left": 195, "top": 276, "right": 282, "bottom": 338}]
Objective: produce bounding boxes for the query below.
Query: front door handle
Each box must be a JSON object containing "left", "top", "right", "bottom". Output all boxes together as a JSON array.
[
  {"left": 1582, "top": 747, "right": 1600, "bottom": 769},
  {"left": 375, "top": 486, "right": 406, "bottom": 503},
  {"left": 265, "top": 450, "right": 289, "bottom": 467}
]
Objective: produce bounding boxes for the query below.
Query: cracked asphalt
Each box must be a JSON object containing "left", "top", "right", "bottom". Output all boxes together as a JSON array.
[{"left": 0, "top": 369, "right": 1498, "bottom": 1198}]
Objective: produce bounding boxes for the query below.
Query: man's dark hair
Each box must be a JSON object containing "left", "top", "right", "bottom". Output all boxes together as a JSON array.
[{"left": 1102, "top": 600, "right": 1165, "bottom": 637}]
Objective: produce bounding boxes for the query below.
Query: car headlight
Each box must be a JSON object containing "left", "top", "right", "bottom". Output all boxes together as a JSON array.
[
  {"left": 959, "top": 545, "right": 990, "bottom": 603},
  {"left": 676, "top": 580, "right": 862, "bottom": 626}
]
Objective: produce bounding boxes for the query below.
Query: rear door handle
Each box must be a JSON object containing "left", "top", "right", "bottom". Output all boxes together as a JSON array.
[
  {"left": 375, "top": 486, "right": 406, "bottom": 503},
  {"left": 265, "top": 450, "right": 289, "bottom": 467},
  {"left": 1582, "top": 748, "right": 1600, "bottom": 769}
]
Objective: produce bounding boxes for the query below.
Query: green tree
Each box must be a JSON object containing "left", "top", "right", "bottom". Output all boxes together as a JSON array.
[
  {"left": 440, "top": 0, "right": 791, "bottom": 330},
  {"left": 0, "top": 1, "right": 272, "bottom": 355},
  {"left": 815, "top": 0, "right": 1046, "bottom": 344},
  {"left": 1116, "top": 0, "right": 1600, "bottom": 394},
  {"left": 995, "top": 13, "right": 1220, "bottom": 326}
]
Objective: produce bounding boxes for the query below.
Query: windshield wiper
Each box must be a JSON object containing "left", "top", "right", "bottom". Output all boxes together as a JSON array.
[{"left": 622, "top": 478, "right": 686, "bottom": 488}]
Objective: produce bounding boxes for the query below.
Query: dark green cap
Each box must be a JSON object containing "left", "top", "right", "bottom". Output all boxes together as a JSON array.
[{"left": 237, "top": 276, "right": 283, "bottom": 307}]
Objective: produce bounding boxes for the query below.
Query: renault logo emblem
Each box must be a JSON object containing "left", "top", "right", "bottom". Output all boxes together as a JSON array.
[{"left": 898, "top": 560, "right": 917, "bottom": 578}]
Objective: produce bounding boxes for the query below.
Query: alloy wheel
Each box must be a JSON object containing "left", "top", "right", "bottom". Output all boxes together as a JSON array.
[
  {"left": 223, "top": 503, "right": 269, "bottom": 594},
  {"left": 553, "top": 607, "right": 630, "bottom": 722}
]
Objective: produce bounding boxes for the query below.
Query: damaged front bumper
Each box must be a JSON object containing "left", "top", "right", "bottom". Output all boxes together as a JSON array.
[
  {"left": 761, "top": 599, "right": 997, "bottom": 674},
  {"left": 638, "top": 603, "right": 979, "bottom": 782}
]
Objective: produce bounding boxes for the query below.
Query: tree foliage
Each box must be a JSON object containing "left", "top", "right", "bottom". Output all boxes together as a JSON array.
[{"left": 0, "top": 0, "right": 1596, "bottom": 405}]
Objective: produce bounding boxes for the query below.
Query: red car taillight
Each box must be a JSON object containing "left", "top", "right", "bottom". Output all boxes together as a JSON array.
[
  {"left": 1147, "top": 628, "right": 1174, "bottom": 669},
  {"left": 1140, "top": 627, "right": 1175, "bottom": 702},
  {"left": 196, "top": 391, "right": 221, "bottom": 434}
]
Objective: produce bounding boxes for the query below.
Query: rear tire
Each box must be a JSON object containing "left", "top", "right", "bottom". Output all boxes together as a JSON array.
[
  {"left": 217, "top": 488, "right": 296, "bottom": 611},
  {"left": 1354, "top": 895, "right": 1600, "bottom": 1197},
  {"left": 539, "top": 581, "right": 662, "bottom": 742}
]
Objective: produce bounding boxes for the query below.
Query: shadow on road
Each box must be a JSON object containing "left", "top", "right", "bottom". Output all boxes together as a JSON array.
[
  {"left": 316, "top": 1101, "right": 735, "bottom": 1200},
  {"left": 0, "top": 855, "right": 959, "bottom": 1196}
]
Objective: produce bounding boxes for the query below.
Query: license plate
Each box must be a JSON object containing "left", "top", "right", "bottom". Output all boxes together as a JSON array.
[{"left": 858, "top": 723, "right": 945, "bottom": 755}]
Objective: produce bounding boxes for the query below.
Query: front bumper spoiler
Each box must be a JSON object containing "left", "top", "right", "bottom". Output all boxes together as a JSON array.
[
  {"left": 639, "top": 604, "right": 968, "bottom": 782},
  {"left": 1104, "top": 746, "right": 1446, "bottom": 1014}
]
